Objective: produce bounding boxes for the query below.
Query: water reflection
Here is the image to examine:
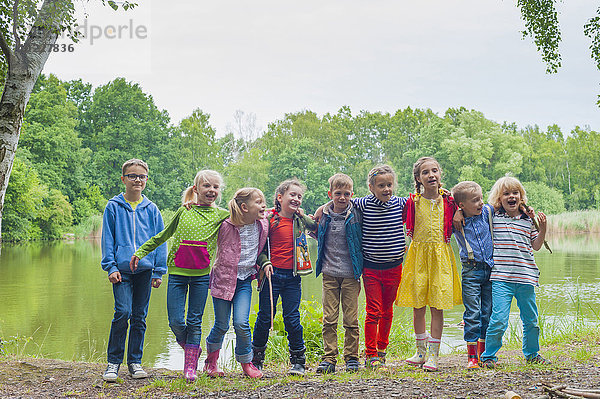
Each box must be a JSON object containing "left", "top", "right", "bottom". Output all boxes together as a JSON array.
[{"left": 0, "top": 234, "right": 599, "bottom": 370}]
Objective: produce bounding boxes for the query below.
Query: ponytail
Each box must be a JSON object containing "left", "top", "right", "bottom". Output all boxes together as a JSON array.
[{"left": 181, "top": 185, "right": 196, "bottom": 205}]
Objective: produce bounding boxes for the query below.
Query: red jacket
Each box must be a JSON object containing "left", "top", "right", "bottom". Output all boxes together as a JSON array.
[{"left": 404, "top": 193, "right": 457, "bottom": 244}]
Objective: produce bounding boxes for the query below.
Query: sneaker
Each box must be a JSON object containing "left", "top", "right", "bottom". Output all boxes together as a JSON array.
[
  {"left": 345, "top": 357, "right": 360, "bottom": 373},
  {"left": 481, "top": 359, "right": 496, "bottom": 369},
  {"left": 316, "top": 361, "right": 336, "bottom": 374},
  {"left": 288, "top": 362, "right": 305, "bottom": 376},
  {"left": 128, "top": 363, "right": 148, "bottom": 379},
  {"left": 526, "top": 354, "right": 551, "bottom": 365},
  {"left": 103, "top": 363, "right": 120, "bottom": 382}
]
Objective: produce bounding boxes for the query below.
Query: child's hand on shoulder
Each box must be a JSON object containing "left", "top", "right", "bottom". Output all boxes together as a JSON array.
[
  {"left": 182, "top": 201, "right": 195, "bottom": 210},
  {"left": 453, "top": 208, "right": 465, "bottom": 230},
  {"left": 313, "top": 205, "right": 325, "bottom": 223}
]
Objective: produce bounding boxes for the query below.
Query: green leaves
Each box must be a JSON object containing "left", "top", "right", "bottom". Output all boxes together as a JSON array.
[{"left": 517, "top": 0, "right": 562, "bottom": 74}]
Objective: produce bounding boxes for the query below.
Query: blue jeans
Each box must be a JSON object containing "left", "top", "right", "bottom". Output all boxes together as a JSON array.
[
  {"left": 107, "top": 270, "right": 152, "bottom": 364},
  {"left": 206, "top": 277, "right": 253, "bottom": 363},
  {"left": 461, "top": 262, "right": 492, "bottom": 342},
  {"left": 481, "top": 281, "right": 540, "bottom": 362},
  {"left": 252, "top": 268, "right": 304, "bottom": 352},
  {"left": 167, "top": 274, "right": 210, "bottom": 346}
]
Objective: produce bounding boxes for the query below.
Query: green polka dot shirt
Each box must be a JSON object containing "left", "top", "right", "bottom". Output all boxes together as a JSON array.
[{"left": 134, "top": 205, "right": 230, "bottom": 276}]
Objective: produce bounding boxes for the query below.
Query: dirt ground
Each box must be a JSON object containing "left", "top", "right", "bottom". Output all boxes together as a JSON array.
[{"left": 1, "top": 340, "right": 599, "bottom": 399}]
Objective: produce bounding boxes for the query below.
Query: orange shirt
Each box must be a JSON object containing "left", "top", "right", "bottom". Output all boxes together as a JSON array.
[{"left": 269, "top": 216, "right": 294, "bottom": 270}]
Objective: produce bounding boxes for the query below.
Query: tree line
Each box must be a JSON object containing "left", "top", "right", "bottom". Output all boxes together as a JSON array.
[{"left": 4, "top": 74, "right": 599, "bottom": 241}]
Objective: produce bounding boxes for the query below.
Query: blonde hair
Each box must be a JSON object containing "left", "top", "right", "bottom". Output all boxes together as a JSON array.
[
  {"left": 413, "top": 156, "right": 442, "bottom": 194},
  {"left": 122, "top": 158, "right": 148, "bottom": 175},
  {"left": 488, "top": 176, "right": 527, "bottom": 210},
  {"left": 228, "top": 188, "right": 265, "bottom": 226},
  {"left": 452, "top": 181, "right": 482, "bottom": 205},
  {"left": 181, "top": 169, "right": 224, "bottom": 205},
  {"left": 273, "top": 178, "right": 306, "bottom": 213},
  {"left": 328, "top": 173, "right": 353, "bottom": 192},
  {"left": 367, "top": 164, "right": 397, "bottom": 190}
]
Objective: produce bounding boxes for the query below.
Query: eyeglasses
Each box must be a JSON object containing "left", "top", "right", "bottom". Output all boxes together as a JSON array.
[{"left": 124, "top": 174, "right": 148, "bottom": 181}]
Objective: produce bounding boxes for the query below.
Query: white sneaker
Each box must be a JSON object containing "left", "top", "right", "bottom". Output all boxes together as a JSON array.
[
  {"left": 128, "top": 363, "right": 148, "bottom": 379},
  {"left": 103, "top": 363, "right": 120, "bottom": 382}
]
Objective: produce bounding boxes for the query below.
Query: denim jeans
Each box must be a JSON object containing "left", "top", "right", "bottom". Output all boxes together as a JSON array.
[
  {"left": 206, "top": 277, "right": 253, "bottom": 363},
  {"left": 481, "top": 281, "right": 540, "bottom": 362},
  {"left": 107, "top": 270, "right": 152, "bottom": 364},
  {"left": 252, "top": 267, "right": 304, "bottom": 352},
  {"left": 167, "top": 274, "right": 210, "bottom": 346},
  {"left": 461, "top": 262, "right": 492, "bottom": 342}
]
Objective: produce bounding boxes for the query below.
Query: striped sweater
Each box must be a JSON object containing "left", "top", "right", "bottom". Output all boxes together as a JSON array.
[
  {"left": 352, "top": 194, "right": 407, "bottom": 269},
  {"left": 490, "top": 209, "right": 540, "bottom": 286}
]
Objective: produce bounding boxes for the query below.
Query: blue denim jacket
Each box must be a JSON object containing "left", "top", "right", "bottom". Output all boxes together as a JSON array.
[
  {"left": 101, "top": 193, "right": 167, "bottom": 279},
  {"left": 453, "top": 203, "right": 494, "bottom": 268},
  {"left": 315, "top": 202, "right": 363, "bottom": 279}
]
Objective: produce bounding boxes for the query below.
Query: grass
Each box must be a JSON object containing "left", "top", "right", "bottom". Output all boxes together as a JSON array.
[
  {"left": 73, "top": 214, "right": 102, "bottom": 238},
  {"left": 248, "top": 299, "right": 415, "bottom": 365},
  {"left": 138, "top": 364, "right": 447, "bottom": 397},
  {"left": 547, "top": 210, "right": 600, "bottom": 233}
]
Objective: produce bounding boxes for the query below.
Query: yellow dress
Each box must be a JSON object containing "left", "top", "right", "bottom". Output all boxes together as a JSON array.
[{"left": 395, "top": 195, "right": 462, "bottom": 309}]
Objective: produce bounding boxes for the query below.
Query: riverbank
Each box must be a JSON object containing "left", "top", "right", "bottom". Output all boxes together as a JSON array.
[{"left": 1, "top": 334, "right": 599, "bottom": 399}]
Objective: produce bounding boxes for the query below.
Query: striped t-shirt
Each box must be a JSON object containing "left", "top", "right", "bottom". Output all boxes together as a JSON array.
[
  {"left": 352, "top": 194, "right": 407, "bottom": 268},
  {"left": 490, "top": 210, "right": 540, "bottom": 286}
]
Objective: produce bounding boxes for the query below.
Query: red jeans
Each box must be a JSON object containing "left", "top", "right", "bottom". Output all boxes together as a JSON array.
[{"left": 363, "top": 264, "right": 402, "bottom": 358}]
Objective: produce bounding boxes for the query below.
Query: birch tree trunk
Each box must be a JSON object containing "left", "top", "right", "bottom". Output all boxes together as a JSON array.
[{"left": 0, "top": 0, "right": 66, "bottom": 241}]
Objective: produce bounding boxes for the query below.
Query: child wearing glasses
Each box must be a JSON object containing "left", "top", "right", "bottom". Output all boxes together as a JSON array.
[{"left": 101, "top": 159, "right": 167, "bottom": 382}]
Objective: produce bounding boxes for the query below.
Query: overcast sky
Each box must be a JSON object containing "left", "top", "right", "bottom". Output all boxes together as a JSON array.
[{"left": 44, "top": 0, "right": 600, "bottom": 137}]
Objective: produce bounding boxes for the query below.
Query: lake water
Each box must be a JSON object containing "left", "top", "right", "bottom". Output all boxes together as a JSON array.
[{"left": 1, "top": 234, "right": 598, "bottom": 370}]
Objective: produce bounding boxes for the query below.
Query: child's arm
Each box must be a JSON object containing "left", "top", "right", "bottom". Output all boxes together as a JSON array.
[
  {"left": 130, "top": 207, "right": 184, "bottom": 271},
  {"left": 452, "top": 208, "right": 465, "bottom": 230},
  {"left": 257, "top": 239, "right": 273, "bottom": 279},
  {"left": 299, "top": 211, "right": 318, "bottom": 232},
  {"left": 151, "top": 207, "right": 168, "bottom": 288},
  {"left": 100, "top": 206, "right": 122, "bottom": 283}
]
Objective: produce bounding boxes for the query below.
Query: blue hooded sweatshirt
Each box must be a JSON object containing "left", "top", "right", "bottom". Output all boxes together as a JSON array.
[{"left": 101, "top": 193, "right": 167, "bottom": 279}]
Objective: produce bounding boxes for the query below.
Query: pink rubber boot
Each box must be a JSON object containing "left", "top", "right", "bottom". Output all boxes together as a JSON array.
[
  {"left": 183, "top": 344, "right": 201, "bottom": 382},
  {"left": 203, "top": 350, "right": 225, "bottom": 378},
  {"left": 241, "top": 362, "right": 263, "bottom": 378}
]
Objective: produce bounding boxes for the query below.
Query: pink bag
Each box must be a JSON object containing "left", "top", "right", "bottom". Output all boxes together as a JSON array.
[{"left": 174, "top": 240, "right": 210, "bottom": 269}]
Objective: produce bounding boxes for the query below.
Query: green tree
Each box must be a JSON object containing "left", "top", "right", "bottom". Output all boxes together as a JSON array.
[
  {"left": 19, "top": 74, "right": 89, "bottom": 200},
  {"left": 2, "top": 156, "right": 44, "bottom": 241},
  {"left": 0, "top": 0, "right": 134, "bottom": 240},
  {"left": 72, "top": 184, "right": 107, "bottom": 225},
  {"left": 78, "top": 77, "right": 176, "bottom": 210},
  {"left": 523, "top": 181, "right": 565, "bottom": 215},
  {"left": 36, "top": 188, "right": 73, "bottom": 239}
]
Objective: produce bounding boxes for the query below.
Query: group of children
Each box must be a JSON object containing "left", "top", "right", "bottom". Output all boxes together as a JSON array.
[{"left": 100, "top": 156, "right": 548, "bottom": 382}]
